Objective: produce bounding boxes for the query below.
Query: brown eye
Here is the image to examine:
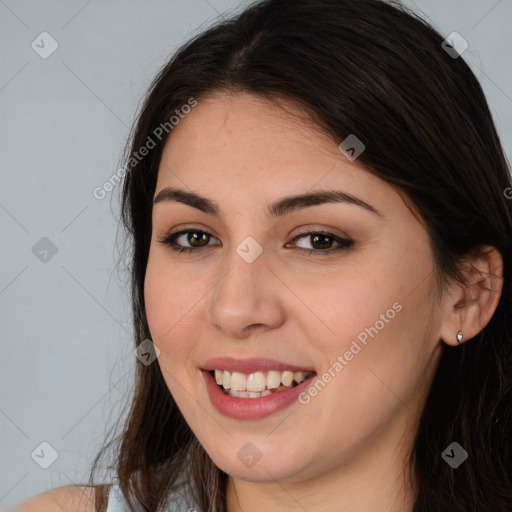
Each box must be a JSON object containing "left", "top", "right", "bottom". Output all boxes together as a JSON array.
[
  {"left": 158, "top": 228, "right": 353, "bottom": 256},
  {"left": 185, "top": 231, "right": 210, "bottom": 247},
  {"left": 158, "top": 229, "right": 219, "bottom": 254},
  {"left": 289, "top": 231, "right": 354, "bottom": 256}
]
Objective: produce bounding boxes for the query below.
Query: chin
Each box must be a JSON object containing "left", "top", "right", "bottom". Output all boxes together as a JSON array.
[
  {"left": 215, "top": 454, "right": 305, "bottom": 483},
  {"left": 200, "top": 436, "right": 309, "bottom": 481}
]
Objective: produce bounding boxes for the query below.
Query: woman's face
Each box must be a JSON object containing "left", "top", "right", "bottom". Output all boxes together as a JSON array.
[{"left": 144, "top": 91, "right": 445, "bottom": 484}]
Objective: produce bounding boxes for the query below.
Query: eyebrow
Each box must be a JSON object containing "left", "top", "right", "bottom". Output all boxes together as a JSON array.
[{"left": 153, "top": 187, "right": 382, "bottom": 217}]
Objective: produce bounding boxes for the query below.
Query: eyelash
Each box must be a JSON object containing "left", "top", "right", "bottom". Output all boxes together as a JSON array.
[{"left": 157, "top": 228, "right": 354, "bottom": 256}]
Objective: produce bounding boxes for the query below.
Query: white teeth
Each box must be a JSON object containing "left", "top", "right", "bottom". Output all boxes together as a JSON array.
[
  {"left": 246, "top": 371, "right": 267, "bottom": 392},
  {"left": 230, "top": 371, "right": 247, "bottom": 391},
  {"left": 267, "top": 370, "right": 281, "bottom": 389},
  {"left": 222, "top": 370, "right": 231, "bottom": 389},
  {"left": 294, "top": 371, "right": 306, "bottom": 383},
  {"left": 212, "top": 369, "right": 313, "bottom": 393},
  {"left": 228, "top": 388, "right": 272, "bottom": 399},
  {"left": 281, "top": 370, "right": 294, "bottom": 387}
]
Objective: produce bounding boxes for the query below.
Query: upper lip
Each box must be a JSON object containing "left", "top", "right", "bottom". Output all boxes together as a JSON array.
[{"left": 201, "top": 356, "right": 316, "bottom": 374}]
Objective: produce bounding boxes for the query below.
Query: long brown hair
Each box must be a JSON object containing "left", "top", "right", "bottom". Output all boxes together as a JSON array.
[{"left": 88, "top": 0, "right": 512, "bottom": 510}]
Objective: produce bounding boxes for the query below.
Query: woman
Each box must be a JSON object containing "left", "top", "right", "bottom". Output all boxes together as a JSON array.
[{"left": 15, "top": 0, "right": 512, "bottom": 510}]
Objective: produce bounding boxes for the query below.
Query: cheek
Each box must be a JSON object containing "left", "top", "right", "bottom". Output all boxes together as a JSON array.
[
  {"left": 144, "top": 255, "right": 198, "bottom": 339},
  {"left": 144, "top": 259, "right": 198, "bottom": 388},
  {"left": 294, "top": 246, "right": 436, "bottom": 408},
  {"left": 290, "top": 260, "right": 401, "bottom": 355},
  {"left": 144, "top": 264, "right": 197, "bottom": 408}
]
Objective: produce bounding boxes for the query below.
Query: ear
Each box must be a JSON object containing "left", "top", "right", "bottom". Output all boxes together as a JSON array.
[{"left": 440, "top": 245, "right": 504, "bottom": 346}]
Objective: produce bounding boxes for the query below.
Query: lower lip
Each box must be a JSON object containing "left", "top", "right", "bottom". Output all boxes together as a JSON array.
[{"left": 202, "top": 370, "right": 316, "bottom": 420}]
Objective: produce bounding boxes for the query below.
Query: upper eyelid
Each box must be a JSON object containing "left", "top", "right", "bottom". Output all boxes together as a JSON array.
[{"left": 160, "top": 225, "right": 349, "bottom": 240}]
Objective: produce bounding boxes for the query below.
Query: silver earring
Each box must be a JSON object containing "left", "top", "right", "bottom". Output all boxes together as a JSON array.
[{"left": 456, "top": 330, "right": 463, "bottom": 344}]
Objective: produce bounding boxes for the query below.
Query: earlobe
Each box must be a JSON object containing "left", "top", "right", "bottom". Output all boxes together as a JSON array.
[{"left": 440, "top": 245, "right": 504, "bottom": 347}]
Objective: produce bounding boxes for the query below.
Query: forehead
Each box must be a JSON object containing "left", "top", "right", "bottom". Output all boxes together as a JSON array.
[
  {"left": 162, "top": 92, "right": 339, "bottom": 168},
  {"left": 155, "top": 91, "right": 399, "bottom": 218}
]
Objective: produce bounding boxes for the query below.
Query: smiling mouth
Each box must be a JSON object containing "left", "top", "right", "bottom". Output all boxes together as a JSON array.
[{"left": 209, "top": 369, "right": 316, "bottom": 398}]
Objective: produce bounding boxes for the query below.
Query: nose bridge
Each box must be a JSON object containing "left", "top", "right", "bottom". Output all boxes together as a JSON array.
[
  {"left": 207, "top": 236, "right": 284, "bottom": 335},
  {"left": 212, "top": 235, "right": 267, "bottom": 305}
]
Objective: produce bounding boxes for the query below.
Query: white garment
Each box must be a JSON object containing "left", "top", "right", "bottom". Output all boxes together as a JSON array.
[
  {"left": 105, "top": 484, "right": 136, "bottom": 512},
  {"left": 105, "top": 482, "right": 201, "bottom": 512}
]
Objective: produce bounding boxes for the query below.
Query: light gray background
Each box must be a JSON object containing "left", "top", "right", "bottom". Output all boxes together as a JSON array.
[{"left": 1, "top": 0, "right": 511, "bottom": 509}]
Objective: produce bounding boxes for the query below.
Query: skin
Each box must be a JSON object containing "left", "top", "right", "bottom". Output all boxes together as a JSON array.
[{"left": 144, "top": 91, "right": 503, "bottom": 512}]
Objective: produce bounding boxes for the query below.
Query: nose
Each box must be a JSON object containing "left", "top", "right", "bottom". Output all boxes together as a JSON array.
[{"left": 206, "top": 246, "right": 286, "bottom": 339}]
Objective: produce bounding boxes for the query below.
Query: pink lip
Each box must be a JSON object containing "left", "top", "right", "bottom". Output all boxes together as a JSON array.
[
  {"left": 201, "top": 356, "right": 315, "bottom": 374},
  {"left": 202, "top": 369, "right": 317, "bottom": 419}
]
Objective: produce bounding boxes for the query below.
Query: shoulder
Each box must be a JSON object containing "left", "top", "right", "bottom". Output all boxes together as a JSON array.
[{"left": 11, "top": 485, "right": 106, "bottom": 512}]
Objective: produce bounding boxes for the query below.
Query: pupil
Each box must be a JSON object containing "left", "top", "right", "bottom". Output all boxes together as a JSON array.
[
  {"left": 313, "top": 234, "right": 331, "bottom": 249},
  {"left": 190, "top": 232, "right": 208, "bottom": 247}
]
